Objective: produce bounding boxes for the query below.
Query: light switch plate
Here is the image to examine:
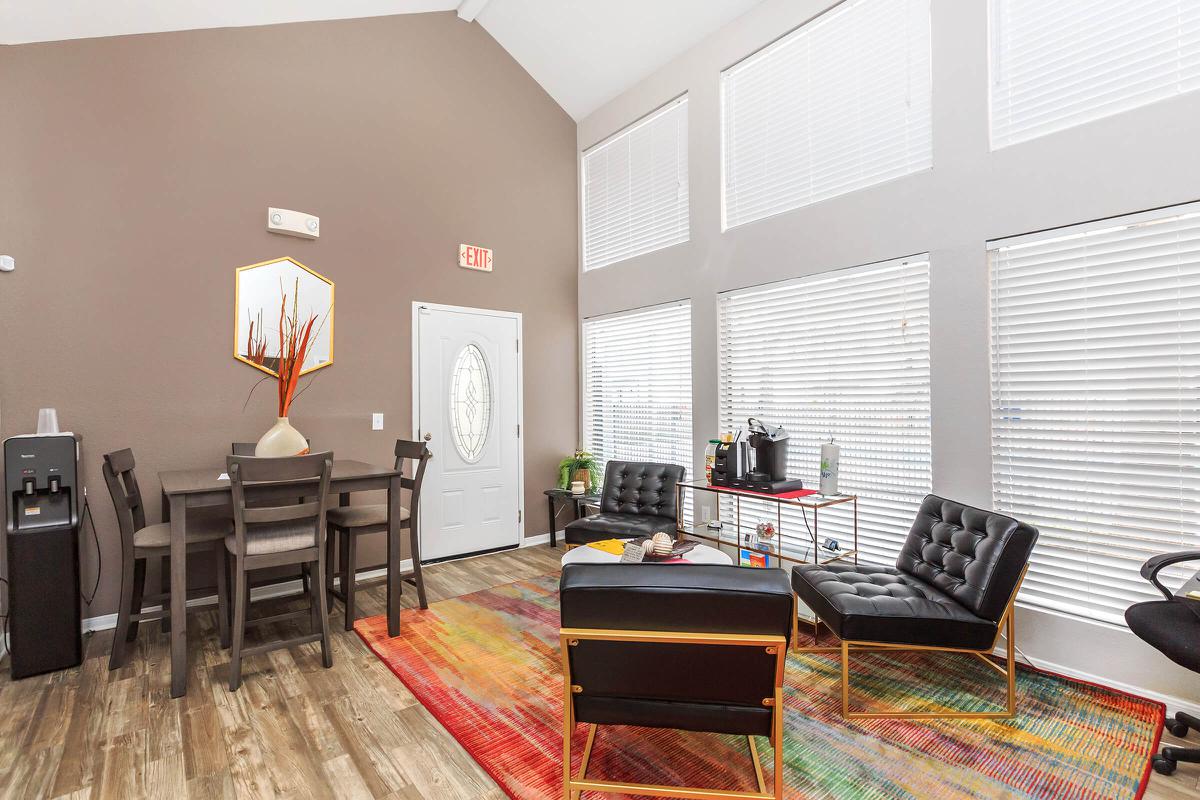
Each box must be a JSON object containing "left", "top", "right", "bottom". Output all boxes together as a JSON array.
[
  {"left": 371, "top": 413, "right": 384, "bottom": 431},
  {"left": 267, "top": 207, "right": 319, "bottom": 239}
]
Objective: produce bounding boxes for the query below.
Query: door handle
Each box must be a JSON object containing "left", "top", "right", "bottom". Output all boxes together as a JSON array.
[{"left": 424, "top": 433, "right": 433, "bottom": 441}]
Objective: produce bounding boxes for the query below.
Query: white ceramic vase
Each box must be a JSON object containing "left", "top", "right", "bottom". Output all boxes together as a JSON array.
[{"left": 255, "top": 417, "right": 310, "bottom": 457}]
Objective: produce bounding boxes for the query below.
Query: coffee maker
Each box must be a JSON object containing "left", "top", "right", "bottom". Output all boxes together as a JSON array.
[
  {"left": 712, "top": 418, "right": 805, "bottom": 494},
  {"left": 3, "top": 433, "right": 83, "bottom": 678}
]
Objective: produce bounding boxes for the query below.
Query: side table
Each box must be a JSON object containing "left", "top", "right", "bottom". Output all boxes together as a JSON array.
[{"left": 544, "top": 488, "right": 601, "bottom": 547}]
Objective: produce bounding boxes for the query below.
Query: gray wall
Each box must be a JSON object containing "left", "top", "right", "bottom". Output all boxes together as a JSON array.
[
  {"left": 578, "top": 0, "right": 1200, "bottom": 708},
  {"left": 0, "top": 12, "right": 579, "bottom": 621}
]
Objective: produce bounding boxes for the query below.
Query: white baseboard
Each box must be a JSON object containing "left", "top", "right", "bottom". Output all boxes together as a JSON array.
[
  {"left": 520, "top": 533, "right": 552, "bottom": 547},
  {"left": 79, "top": 562, "right": 404, "bottom": 636},
  {"left": 994, "top": 645, "right": 1200, "bottom": 721}
]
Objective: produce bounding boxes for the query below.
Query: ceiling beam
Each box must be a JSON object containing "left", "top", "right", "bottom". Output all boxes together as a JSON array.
[{"left": 456, "top": 0, "right": 491, "bottom": 22}]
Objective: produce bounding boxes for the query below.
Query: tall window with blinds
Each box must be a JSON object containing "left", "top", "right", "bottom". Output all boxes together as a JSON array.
[
  {"left": 989, "top": 204, "right": 1200, "bottom": 626},
  {"left": 583, "top": 302, "right": 693, "bottom": 482},
  {"left": 720, "top": 0, "right": 932, "bottom": 230},
  {"left": 717, "top": 257, "right": 931, "bottom": 564},
  {"left": 990, "top": 0, "right": 1200, "bottom": 149},
  {"left": 582, "top": 97, "right": 689, "bottom": 272}
]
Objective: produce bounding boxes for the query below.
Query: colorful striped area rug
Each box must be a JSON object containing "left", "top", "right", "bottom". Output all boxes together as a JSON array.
[{"left": 355, "top": 575, "right": 1163, "bottom": 800}]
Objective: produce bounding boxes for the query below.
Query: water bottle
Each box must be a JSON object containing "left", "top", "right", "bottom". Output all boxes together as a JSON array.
[{"left": 819, "top": 439, "right": 840, "bottom": 495}]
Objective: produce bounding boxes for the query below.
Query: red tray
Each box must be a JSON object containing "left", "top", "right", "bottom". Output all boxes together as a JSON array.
[{"left": 699, "top": 484, "right": 817, "bottom": 501}]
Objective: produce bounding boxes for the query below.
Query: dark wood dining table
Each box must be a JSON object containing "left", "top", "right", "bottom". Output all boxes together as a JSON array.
[{"left": 159, "top": 458, "right": 407, "bottom": 698}]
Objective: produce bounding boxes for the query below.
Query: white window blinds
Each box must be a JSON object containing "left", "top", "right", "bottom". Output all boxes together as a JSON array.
[
  {"left": 583, "top": 302, "right": 693, "bottom": 481},
  {"left": 989, "top": 204, "right": 1200, "bottom": 626},
  {"left": 990, "top": 0, "right": 1200, "bottom": 149},
  {"left": 582, "top": 97, "right": 689, "bottom": 271},
  {"left": 718, "top": 257, "right": 931, "bottom": 564},
  {"left": 720, "top": 0, "right": 932, "bottom": 230}
]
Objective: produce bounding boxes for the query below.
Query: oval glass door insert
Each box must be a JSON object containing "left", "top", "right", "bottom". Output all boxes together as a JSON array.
[{"left": 449, "top": 343, "right": 493, "bottom": 463}]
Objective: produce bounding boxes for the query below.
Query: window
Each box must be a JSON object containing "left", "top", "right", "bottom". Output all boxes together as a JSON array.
[
  {"left": 582, "top": 97, "right": 689, "bottom": 271},
  {"left": 449, "top": 343, "right": 492, "bottom": 463},
  {"left": 990, "top": 204, "right": 1200, "bottom": 625},
  {"left": 721, "top": 0, "right": 932, "bottom": 230},
  {"left": 718, "top": 257, "right": 931, "bottom": 564},
  {"left": 582, "top": 302, "right": 693, "bottom": 481},
  {"left": 990, "top": 0, "right": 1200, "bottom": 148}
]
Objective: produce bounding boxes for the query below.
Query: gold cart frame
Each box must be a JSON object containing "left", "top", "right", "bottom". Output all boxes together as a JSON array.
[
  {"left": 560, "top": 627, "right": 788, "bottom": 800},
  {"left": 674, "top": 481, "right": 859, "bottom": 571}
]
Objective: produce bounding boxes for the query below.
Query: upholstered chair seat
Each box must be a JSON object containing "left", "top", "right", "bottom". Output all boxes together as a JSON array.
[
  {"left": 325, "top": 504, "right": 409, "bottom": 529},
  {"left": 226, "top": 518, "right": 319, "bottom": 556},
  {"left": 562, "top": 513, "right": 673, "bottom": 543},
  {"left": 791, "top": 563, "right": 997, "bottom": 650},
  {"left": 132, "top": 516, "right": 230, "bottom": 549}
]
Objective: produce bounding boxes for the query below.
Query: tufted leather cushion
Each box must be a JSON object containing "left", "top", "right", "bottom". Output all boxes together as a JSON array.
[
  {"left": 791, "top": 495, "right": 1038, "bottom": 651},
  {"left": 896, "top": 495, "right": 1038, "bottom": 621},
  {"left": 598, "top": 461, "right": 685, "bottom": 519},
  {"left": 563, "top": 513, "right": 673, "bottom": 545},
  {"left": 792, "top": 562, "right": 998, "bottom": 650}
]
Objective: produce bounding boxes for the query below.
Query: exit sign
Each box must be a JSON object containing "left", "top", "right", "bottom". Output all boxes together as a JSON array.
[{"left": 458, "top": 244, "right": 493, "bottom": 273}]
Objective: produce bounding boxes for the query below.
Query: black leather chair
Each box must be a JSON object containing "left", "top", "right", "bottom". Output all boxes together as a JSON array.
[
  {"left": 562, "top": 460, "right": 685, "bottom": 546},
  {"left": 792, "top": 494, "right": 1038, "bottom": 721},
  {"left": 559, "top": 563, "right": 792, "bottom": 800},
  {"left": 1125, "top": 550, "right": 1200, "bottom": 776}
]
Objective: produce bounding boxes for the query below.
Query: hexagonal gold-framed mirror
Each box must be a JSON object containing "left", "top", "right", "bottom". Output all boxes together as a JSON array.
[{"left": 234, "top": 256, "right": 334, "bottom": 377}]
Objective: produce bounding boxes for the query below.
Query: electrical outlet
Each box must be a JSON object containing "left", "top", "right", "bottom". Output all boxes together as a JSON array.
[{"left": 371, "top": 413, "right": 384, "bottom": 431}]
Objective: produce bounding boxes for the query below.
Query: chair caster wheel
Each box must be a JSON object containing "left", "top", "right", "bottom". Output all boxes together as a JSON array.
[
  {"left": 1169, "top": 721, "right": 1190, "bottom": 738},
  {"left": 1153, "top": 756, "right": 1177, "bottom": 776}
]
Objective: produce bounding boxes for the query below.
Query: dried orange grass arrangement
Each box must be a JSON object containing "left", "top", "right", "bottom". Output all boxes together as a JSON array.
[{"left": 275, "top": 278, "right": 318, "bottom": 417}]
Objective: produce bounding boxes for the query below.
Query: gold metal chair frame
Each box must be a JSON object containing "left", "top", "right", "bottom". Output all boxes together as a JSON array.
[
  {"left": 792, "top": 567, "right": 1027, "bottom": 721},
  {"left": 560, "top": 628, "right": 787, "bottom": 800}
]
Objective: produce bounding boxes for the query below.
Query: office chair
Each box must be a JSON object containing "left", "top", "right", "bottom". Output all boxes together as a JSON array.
[{"left": 1125, "top": 550, "right": 1200, "bottom": 776}]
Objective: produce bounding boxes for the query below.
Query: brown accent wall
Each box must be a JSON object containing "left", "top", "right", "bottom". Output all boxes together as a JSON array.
[{"left": 0, "top": 12, "right": 578, "bottom": 620}]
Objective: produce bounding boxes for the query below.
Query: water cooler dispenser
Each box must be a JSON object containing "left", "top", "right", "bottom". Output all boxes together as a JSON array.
[{"left": 3, "top": 433, "right": 83, "bottom": 678}]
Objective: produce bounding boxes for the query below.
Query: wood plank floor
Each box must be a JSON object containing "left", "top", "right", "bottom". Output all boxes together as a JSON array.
[{"left": 0, "top": 545, "right": 1196, "bottom": 799}]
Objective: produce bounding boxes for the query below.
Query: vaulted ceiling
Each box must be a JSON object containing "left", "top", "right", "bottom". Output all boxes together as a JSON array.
[{"left": 0, "top": 0, "right": 764, "bottom": 119}]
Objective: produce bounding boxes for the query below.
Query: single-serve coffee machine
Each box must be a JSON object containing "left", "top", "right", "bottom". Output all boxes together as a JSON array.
[
  {"left": 712, "top": 418, "right": 805, "bottom": 494},
  {"left": 3, "top": 433, "right": 83, "bottom": 678}
]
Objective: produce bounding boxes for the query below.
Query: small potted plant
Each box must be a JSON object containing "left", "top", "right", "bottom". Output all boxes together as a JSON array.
[{"left": 557, "top": 451, "right": 600, "bottom": 494}]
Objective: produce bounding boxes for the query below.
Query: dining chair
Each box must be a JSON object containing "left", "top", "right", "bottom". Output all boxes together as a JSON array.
[
  {"left": 231, "top": 441, "right": 312, "bottom": 597},
  {"left": 226, "top": 451, "right": 334, "bottom": 691},
  {"left": 325, "top": 440, "right": 430, "bottom": 630},
  {"left": 102, "top": 448, "right": 231, "bottom": 670}
]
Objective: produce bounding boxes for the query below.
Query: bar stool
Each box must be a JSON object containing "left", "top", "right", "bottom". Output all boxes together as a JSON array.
[
  {"left": 231, "top": 441, "right": 311, "bottom": 597},
  {"left": 102, "top": 448, "right": 231, "bottom": 670},
  {"left": 325, "top": 440, "right": 430, "bottom": 630},
  {"left": 226, "top": 452, "right": 334, "bottom": 691}
]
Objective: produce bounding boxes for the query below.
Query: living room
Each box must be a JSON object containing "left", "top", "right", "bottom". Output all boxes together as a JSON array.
[{"left": 2, "top": 1, "right": 1199, "bottom": 798}]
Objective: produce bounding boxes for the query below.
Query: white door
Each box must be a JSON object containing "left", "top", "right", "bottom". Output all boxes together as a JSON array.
[{"left": 414, "top": 304, "right": 522, "bottom": 562}]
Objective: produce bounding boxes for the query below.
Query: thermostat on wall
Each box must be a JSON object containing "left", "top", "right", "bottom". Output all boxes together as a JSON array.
[{"left": 267, "top": 207, "right": 319, "bottom": 239}]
